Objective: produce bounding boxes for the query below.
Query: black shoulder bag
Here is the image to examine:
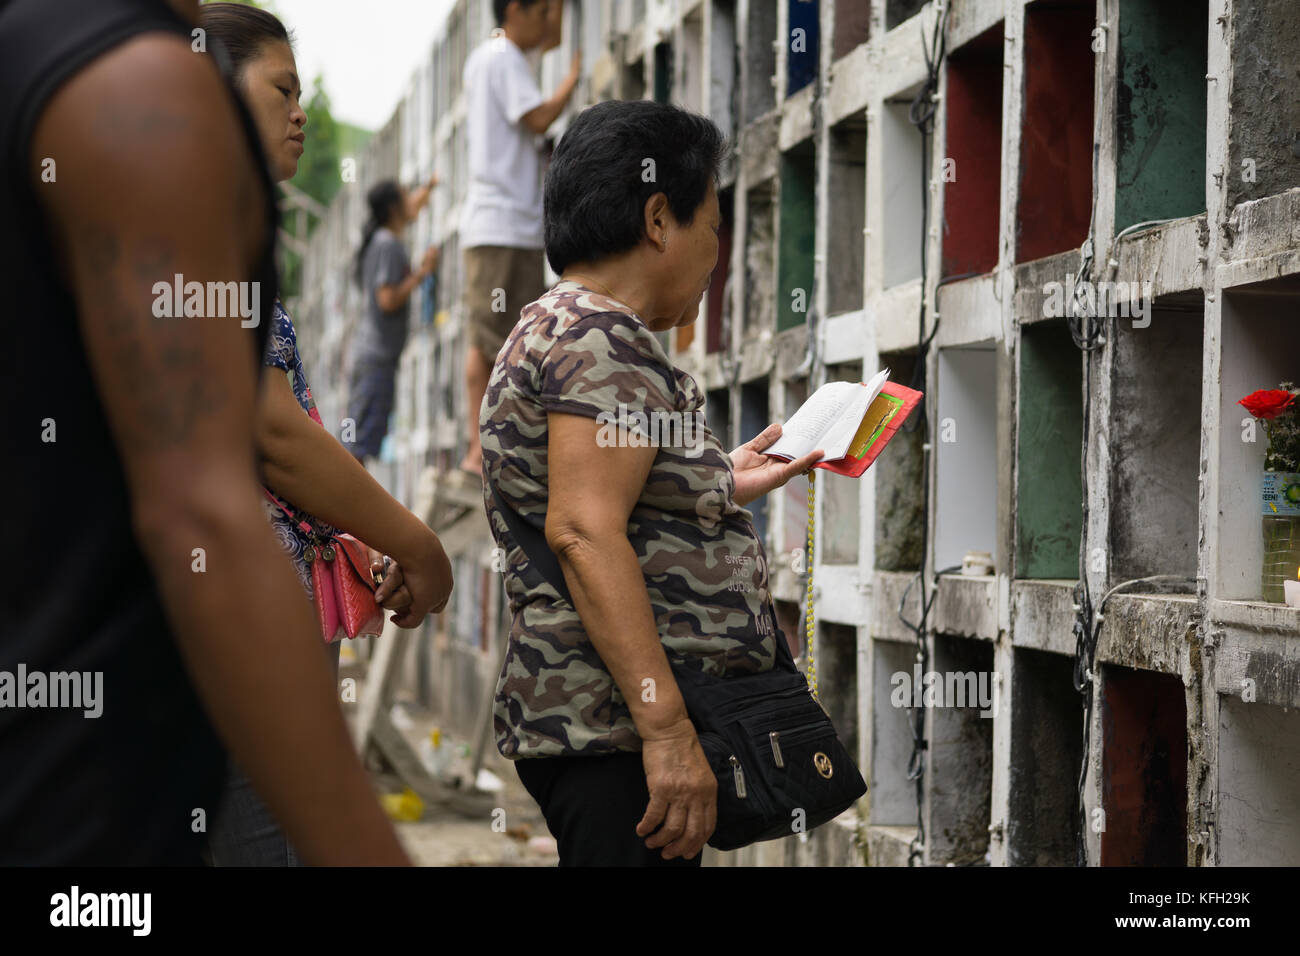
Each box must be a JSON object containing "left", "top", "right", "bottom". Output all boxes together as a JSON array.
[{"left": 489, "top": 484, "right": 867, "bottom": 851}]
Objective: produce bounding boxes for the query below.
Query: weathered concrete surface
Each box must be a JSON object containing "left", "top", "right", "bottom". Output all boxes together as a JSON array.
[
  {"left": 1216, "top": 696, "right": 1300, "bottom": 866},
  {"left": 1096, "top": 594, "right": 1196, "bottom": 675},
  {"left": 924, "top": 634, "right": 995, "bottom": 865},
  {"left": 931, "top": 574, "right": 999, "bottom": 641},
  {"left": 1007, "top": 646, "right": 1083, "bottom": 866},
  {"left": 1009, "top": 580, "right": 1077, "bottom": 657},
  {"left": 1227, "top": 0, "right": 1300, "bottom": 209},
  {"left": 872, "top": 636, "right": 922, "bottom": 825}
]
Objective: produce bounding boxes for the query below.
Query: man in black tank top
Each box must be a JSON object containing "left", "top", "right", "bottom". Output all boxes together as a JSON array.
[{"left": 0, "top": 0, "right": 409, "bottom": 864}]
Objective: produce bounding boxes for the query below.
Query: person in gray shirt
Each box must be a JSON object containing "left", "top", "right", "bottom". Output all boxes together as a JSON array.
[{"left": 348, "top": 176, "right": 438, "bottom": 462}]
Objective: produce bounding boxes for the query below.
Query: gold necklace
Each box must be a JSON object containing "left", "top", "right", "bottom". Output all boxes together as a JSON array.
[{"left": 566, "top": 273, "right": 623, "bottom": 304}]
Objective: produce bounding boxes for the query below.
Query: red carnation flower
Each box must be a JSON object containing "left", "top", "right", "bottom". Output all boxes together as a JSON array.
[{"left": 1239, "top": 389, "right": 1297, "bottom": 420}]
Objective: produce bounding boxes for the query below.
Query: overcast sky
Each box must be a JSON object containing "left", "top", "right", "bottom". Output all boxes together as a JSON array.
[{"left": 271, "top": 0, "right": 455, "bottom": 130}]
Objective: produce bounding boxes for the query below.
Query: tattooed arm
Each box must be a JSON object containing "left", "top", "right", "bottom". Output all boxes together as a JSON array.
[{"left": 32, "top": 33, "right": 408, "bottom": 866}]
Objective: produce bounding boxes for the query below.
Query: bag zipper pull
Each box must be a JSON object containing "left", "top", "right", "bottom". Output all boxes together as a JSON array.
[
  {"left": 770, "top": 730, "right": 784, "bottom": 768},
  {"left": 729, "top": 755, "right": 747, "bottom": 799}
]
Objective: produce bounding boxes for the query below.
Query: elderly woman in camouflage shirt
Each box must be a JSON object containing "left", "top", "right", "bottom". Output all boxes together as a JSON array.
[{"left": 480, "top": 100, "right": 822, "bottom": 867}]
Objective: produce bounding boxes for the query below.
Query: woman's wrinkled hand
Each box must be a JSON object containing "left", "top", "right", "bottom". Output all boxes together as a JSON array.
[
  {"left": 386, "top": 534, "right": 453, "bottom": 627},
  {"left": 729, "top": 423, "right": 823, "bottom": 508},
  {"left": 636, "top": 720, "right": 717, "bottom": 860},
  {"left": 368, "top": 549, "right": 414, "bottom": 618}
]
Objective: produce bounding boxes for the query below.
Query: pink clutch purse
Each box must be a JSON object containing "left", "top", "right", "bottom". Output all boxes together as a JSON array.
[{"left": 265, "top": 490, "right": 384, "bottom": 643}]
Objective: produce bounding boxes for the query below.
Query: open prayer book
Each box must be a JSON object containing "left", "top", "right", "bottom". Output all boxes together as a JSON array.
[{"left": 764, "top": 369, "right": 923, "bottom": 477}]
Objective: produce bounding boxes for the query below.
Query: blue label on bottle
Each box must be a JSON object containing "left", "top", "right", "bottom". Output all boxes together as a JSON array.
[{"left": 1261, "top": 472, "right": 1300, "bottom": 517}]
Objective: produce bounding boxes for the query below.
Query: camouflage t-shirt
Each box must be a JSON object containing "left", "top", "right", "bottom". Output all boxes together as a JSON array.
[{"left": 480, "top": 280, "right": 782, "bottom": 759}]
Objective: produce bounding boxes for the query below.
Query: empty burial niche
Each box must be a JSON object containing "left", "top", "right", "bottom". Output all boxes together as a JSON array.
[
  {"left": 935, "top": 343, "right": 998, "bottom": 573},
  {"left": 882, "top": 93, "right": 924, "bottom": 289},
  {"left": 743, "top": 180, "right": 777, "bottom": 340},
  {"left": 1099, "top": 664, "right": 1187, "bottom": 866},
  {"left": 1008, "top": 647, "right": 1083, "bottom": 866},
  {"left": 1115, "top": 0, "right": 1208, "bottom": 230},
  {"left": 1016, "top": 321, "right": 1083, "bottom": 579},
  {"left": 1108, "top": 293, "right": 1203, "bottom": 583},
  {"left": 927, "top": 633, "right": 996, "bottom": 865},
  {"left": 1218, "top": 694, "right": 1300, "bottom": 866},
  {"left": 818, "top": 622, "right": 858, "bottom": 757},
  {"left": 623, "top": 56, "right": 646, "bottom": 100},
  {"left": 1217, "top": 276, "right": 1300, "bottom": 602},
  {"left": 942, "top": 22, "right": 1004, "bottom": 279},
  {"left": 886, "top": 0, "right": 928, "bottom": 32},
  {"left": 875, "top": 352, "right": 925, "bottom": 572},
  {"left": 782, "top": 377, "right": 811, "bottom": 555},
  {"left": 832, "top": 0, "right": 870, "bottom": 60},
  {"left": 740, "top": 380, "right": 771, "bottom": 542},
  {"left": 871, "top": 637, "right": 920, "bottom": 826},
  {"left": 653, "top": 41, "right": 673, "bottom": 103},
  {"left": 786, "top": 0, "right": 819, "bottom": 97},
  {"left": 709, "top": 0, "right": 738, "bottom": 141},
  {"left": 823, "top": 361, "right": 863, "bottom": 565},
  {"left": 706, "top": 386, "right": 732, "bottom": 449},
  {"left": 1017, "top": 0, "right": 1096, "bottom": 264},
  {"left": 742, "top": 0, "right": 777, "bottom": 122},
  {"left": 1228, "top": 1, "right": 1300, "bottom": 207},
  {"left": 679, "top": 8, "right": 705, "bottom": 113},
  {"left": 827, "top": 115, "right": 867, "bottom": 316},
  {"left": 778, "top": 143, "right": 816, "bottom": 331},
  {"left": 705, "top": 187, "right": 735, "bottom": 355}
]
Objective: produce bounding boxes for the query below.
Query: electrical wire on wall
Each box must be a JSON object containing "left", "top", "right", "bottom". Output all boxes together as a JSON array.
[{"left": 895, "top": 0, "right": 950, "bottom": 868}]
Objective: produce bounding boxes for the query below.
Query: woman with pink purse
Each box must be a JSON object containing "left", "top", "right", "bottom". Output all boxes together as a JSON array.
[{"left": 199, "top": 3, "right": 455, "bottom": 866}]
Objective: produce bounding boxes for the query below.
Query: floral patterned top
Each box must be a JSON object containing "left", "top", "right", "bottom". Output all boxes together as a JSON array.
[{"left": 262, "top": 301, "right": 340, "bottom": 599}]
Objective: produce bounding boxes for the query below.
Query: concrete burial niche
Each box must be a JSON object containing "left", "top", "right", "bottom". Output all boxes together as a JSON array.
[
  {"left": 786, "top": 0, "right": 819, "bottom": 97},
  {"left": 741, "top": 380, "right": 771, "bottom": 542},
  {"left": 819, "top": 621, "right": 859, "bottom": 758},
  {"left": 832, "top": 0, "right": 870, "bottom": 61},
  {"left": 654, "top": 41, "right": 673, "bottom": 103},
  {"left": 778, "top": 143, "right": 817, "bottom": 331},
  {"left": 1017, "top": 0, "right": 1096, "bottom": 264},
  {"left": 823, "top": 361, "right": 863, "bottom": 565},
  {"left": 882, "top": 94, "right": 925, "bottom": 289},
  {"left": 828, "top": 115, "right": 867, "bottom": 316},
  {"left": 743, "top": 0, "right": 777, "bottom": 122},
  {"left": 925, "top": 633, "right": 996, "bottom": 865},
  {"left": 1217, "top": 695, "right": 1300, "bottom": 866},
  {"left": 680, "top": 6, "right": 706, "bottom": 114},
  {"left": 706, "top": 386, "right": 731, "bottom": 449},
  {"left": 1099, "top": 663, "right": 1187, "bottom": 866},
  {"left": 1107, "top": 294, "right": 1203, "bottom": 583},
  {"left": 744, "top": 180, "right": 777, "bottom": 339},
  {"left": 935, "top": 343, "right": 998, "bottom": 573},
  {"left": 942, "top": 22, "right": 1004, "bottom": 279},
  {"left": 1016, "top": 320, "right": 1083, "bottom": 579},
  {"left": 1226, "top": 0, "right": 1300, "bottom": 208},
  {"left": 783, "top": 377, "right": 811, "bottom": 555},
  {"left": 1216, "top": 276, "right": 1300, "bottom": 602},
  {"left": 871, "top": 637, "right": 921, "bottom": 826},
  {"left": 1007, "top": 647, "right": 1083, "bottom": 866},
  {"left": 886, "top": 0, "right": 928, "bottom": 32},
  {"left": 1115, "top": 0, "right": 1208, "bottom": 231},
  {"left": 875, "top": 351, "right": 925, "bottom": 572},
  {"left": 710, "top": 0, "right": 738, "bottom": 140},
  {"left": 705, "top": 186, "right": 734, "bottom": 355}
]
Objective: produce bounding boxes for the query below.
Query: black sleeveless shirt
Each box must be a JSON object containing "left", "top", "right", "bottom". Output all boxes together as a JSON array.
[{"left": 0, "top": 0, "right": 280, "bottom": 863}]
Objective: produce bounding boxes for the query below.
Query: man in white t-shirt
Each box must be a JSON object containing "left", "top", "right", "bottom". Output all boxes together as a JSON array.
[{"left": 458, "top": 0, "right": 578, "bottom": 477}]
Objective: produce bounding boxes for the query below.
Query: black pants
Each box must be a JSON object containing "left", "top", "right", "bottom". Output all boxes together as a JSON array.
[{"left": 514, "top": 752, "right": 704, "bottom": 867}]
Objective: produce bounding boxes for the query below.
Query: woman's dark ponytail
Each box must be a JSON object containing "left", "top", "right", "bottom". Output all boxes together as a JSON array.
[{"left": 354, "top": 180, "right": 404, "bottom": 287}]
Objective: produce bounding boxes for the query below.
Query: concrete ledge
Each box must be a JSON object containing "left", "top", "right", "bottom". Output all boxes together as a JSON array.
[
  {"left": 934, "top": 273, "right": 1002, "bottom": 347},
  {"left": 1112, "top": 215, "right": 1208, "bottom": 300},
  {"left": 865, "top": 824, "right": 916, "bottom": 867},
  {"left": 1010, "top": 579, "right": 1078, "bottom": 656},
  {"left": 932, "top": 573, "right": 998, "bottom": 641},
  {"left": 1013, "top": 249, "right": 1086, "bottom": 326},
  {"left": 1210, "top": 618, "right": 1300, "bottom": 709},
  {"left": 1095, "top": 593, "right": 1196, "bottom": 675},
  {"left": 876, "top": 279, "right": 924, "bottom": 353},
  {"left": 1224, "top": 188, "right": 1300, "bottom": 264},
  {"left": 827, "top": 44, "right": 871, "bottom": 124}
]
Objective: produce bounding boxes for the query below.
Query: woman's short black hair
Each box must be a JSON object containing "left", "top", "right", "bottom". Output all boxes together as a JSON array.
[
  {"left": 199, "top": 3, "right": 293, "bottom": 83},
  {"left": 543, "top": 100, "right": 728, "bottom": 274},
  {"left": 494, "top": 0, "right": 545, "bottom": 27}
]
